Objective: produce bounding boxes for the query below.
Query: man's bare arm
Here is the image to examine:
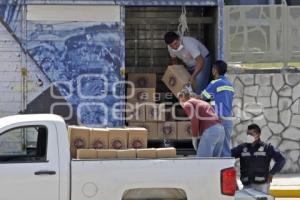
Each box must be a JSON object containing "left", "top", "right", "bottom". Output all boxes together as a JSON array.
[{"left": 190, "top": 55, "right": 204, "bottom": 81}]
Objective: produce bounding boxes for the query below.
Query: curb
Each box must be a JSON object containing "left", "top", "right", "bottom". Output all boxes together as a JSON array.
[{"left": 270, "top": 189, "right": 300, "bottom": 198}]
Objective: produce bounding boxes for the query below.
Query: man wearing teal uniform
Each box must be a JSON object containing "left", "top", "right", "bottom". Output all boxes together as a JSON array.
[{"left": 201, "top": 60, "right": 234, "bottom": 157}]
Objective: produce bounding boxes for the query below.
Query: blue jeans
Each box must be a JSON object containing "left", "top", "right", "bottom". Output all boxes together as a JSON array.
[
  {"left": 189, "top": 55, "right": 212, "bottom": 95},
  {"left": 197, "top": 124, "right": 225, "bottom": 157},
  {"left": 221, "top": 120, "right": 233, "bottom": 157}
]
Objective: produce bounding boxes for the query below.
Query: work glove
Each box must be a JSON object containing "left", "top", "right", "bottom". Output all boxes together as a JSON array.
[{"left": 192, "top": 137, "right": 198, "bottom": 151}]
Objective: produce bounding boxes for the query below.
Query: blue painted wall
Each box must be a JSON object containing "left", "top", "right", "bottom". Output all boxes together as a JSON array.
[{"left": 26, "top": 21, "right": 125, "bottom": 127}]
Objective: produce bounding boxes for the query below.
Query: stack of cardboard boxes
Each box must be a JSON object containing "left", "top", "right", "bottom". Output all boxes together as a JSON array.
[
  {"left": 77, "top": 147, "right": 176, "bottom": 159},
  {"left": 68, "top": 126, "right": 176, "bottom": 159},
  {"left": 127, "top": 65, "right": 194, "bottom": 142},
  {"left": 161, "top": 65, "right": 195, "bottom": 140},
  {"left": 127, "top": 73, "right": 176, "bottom": 140},
  {"left": 127, "top": 73, "right": 157, "bottom": 139}
]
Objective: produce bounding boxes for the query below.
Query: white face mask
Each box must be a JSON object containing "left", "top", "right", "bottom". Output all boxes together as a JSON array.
[
  {"left": 246, "top": 135, "right": 256, "bottom": 144},
  {"left": 170, "top": 44, "right": 184, "bottom": 52}
]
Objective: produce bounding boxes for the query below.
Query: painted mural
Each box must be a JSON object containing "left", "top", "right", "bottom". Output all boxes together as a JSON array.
[
  {"left": 26, "top": 21, "right": 125, "bottom": 127},
  {"left": 0, "top": 0, "right": 23, "bottom": 39},
  {"left": 0, "top": 1, "right": 125, "bottom": 127}
]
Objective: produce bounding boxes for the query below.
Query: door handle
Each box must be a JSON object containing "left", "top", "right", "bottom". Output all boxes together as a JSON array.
[{"left": 34, "top": 170, "right": 56, "bottom": 175}]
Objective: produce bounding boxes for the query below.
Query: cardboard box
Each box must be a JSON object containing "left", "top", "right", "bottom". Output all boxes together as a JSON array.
[
  {"left": 127, "top": 122, "right": 144, "bottom": 128},
  {"left": 89, "top": 128, "right": 109, "bottom": 149},
  {"left": 128, "top": 73, "right": 156, "bottom": 88},
  {"left": 144, "top": 122, "right": 159, "bottom": 140},
  {"left": 156, "top": 147, "right": 177, "bottom": 158},
  {"left": 177, "top": 121, "right": 193, "bottom": 140},
  {"left": 137, "top": 148, "right": 157, "bottom": 159},
  {"left": 77, "top": 149, "right": 97, "bottom": 159},
  {"left": 127, "top": 127, "right": 148, "bottom": 149},
  {"left": 68, "top": 126, "right": 90, "bottom": 158},
  {"left": 158, "top": 121, "right": 177, "bottom": 140},
  {"left": 117, "top": 149, "right": 137, "bottom": 159},
  {"left": 162, "top": 65, "right": 191, "bottom": 96},
  {"left": 154, "top": 92, "right": 175, "bottom": 102},
  {"left": 174, "top": 105, "right": 188, "bottom": 120},
  {"left": 128, "top": 122, "right": 158, "bottom": 140},
  {"left": 97, "top": 149, "right": 117, "bottom": 159},
  {"left": 160, "top": 106, "right": 173, "bottom": 121},
  {"left": 108, "top": 128, "right": 128, "bottom": 149},
  {"left": 126, "top": 104, "right": 146, "bottom": 122},
  {"left": 154, "top": 92, "right": 164, "bottom": 102},
  {"left": 127, "top": 88, "right": 156, "bottom": 104},
  {"left": 145, "top": 103, "right": 166, "bottom": 121}
]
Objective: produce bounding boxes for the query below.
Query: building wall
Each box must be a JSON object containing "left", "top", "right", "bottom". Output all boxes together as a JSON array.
[
  {"left": 228, "top": 73, "right": 300, "bottom": 173},
  {"left": 26, "top": 20, "right": 125, "bottom": 127},
  {"left": 0, "top": 2, "right": 125, "bottom": 127},
  {"left": 0, "top": 20, "right": 50, "bottom": 118}
]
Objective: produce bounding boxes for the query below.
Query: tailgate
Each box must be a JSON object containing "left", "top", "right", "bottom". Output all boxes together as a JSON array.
[{"left": 71, "top": 158, "right": 235, "bottom": 200}]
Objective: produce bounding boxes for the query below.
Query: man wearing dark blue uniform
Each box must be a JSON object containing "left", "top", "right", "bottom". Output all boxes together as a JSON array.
[
  {"left": 231, "top": 124, "right": 286, "bottom": 194},
  {"left": 200, "top": 60, "right": 234, "bottom": 157}
]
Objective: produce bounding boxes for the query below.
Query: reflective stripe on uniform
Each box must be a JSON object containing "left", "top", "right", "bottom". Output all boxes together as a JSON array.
[
  {"left": 216, "top": 86, "right": 235, "bottom": 93},
  {"left": 202, "top": 90, "right": 211, "bottom": 99},
  {"left": 254, "top": 176, "right": 266, "bottom": 181},
  {"left": 211, "top": 79, "right": 221, "bottom": 84},
  {"left": 241, "top": 152, "right": 251, "bottom": 157},
  {"left": 254, "top": 152, "right": 267, "bottom": 156}
]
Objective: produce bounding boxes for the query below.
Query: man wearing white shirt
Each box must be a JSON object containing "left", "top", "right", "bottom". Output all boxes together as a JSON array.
[{"left": 164, "top": 31, "right": 212, "bottom": 94}]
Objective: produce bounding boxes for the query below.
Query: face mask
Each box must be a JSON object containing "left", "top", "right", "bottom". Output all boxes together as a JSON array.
[
  {"left": 170, "top": 44, "right": 184, "bottom": 52},
  {"left": 246, "top": 135, "right": 256, "bottom": 144}
]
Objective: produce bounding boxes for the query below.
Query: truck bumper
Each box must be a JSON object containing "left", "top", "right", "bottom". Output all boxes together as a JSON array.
[{"left": 235, "top": 189, "right": 274, "bottom": 200}]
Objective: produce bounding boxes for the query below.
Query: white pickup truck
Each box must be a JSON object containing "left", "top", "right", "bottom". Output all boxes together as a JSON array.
[{"left": 0, "top": 114, "right": 273, "bottom": 200}]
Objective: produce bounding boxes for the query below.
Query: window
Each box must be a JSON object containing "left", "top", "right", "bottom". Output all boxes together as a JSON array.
[{"left": 0, "top": 126, "right": 47, "bottom": 163}]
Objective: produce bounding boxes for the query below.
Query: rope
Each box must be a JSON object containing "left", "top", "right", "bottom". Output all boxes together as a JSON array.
[{"left": 177, "top": 6, "right": 189, "bottom": 37}]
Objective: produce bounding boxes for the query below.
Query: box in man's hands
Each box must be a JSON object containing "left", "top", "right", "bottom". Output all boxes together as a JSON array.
[{"left": 162, "top": 65, "right": 193, "bottom": 96}]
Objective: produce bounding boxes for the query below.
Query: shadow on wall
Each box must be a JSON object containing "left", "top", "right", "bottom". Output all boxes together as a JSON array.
[{"left": 20, "top": 85, "right": 78, "bottom": 125}]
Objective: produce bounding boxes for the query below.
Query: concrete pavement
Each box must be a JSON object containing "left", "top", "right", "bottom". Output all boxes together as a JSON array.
[
  {"left": 237, "top": 174, "right": 300, "bottom": 198},
  {"left": 270, "top": 174, "right": 300, "bottom": 198}
]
